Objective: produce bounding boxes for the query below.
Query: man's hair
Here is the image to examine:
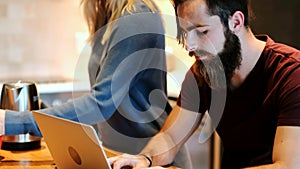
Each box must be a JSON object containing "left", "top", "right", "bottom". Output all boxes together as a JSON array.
[{"left": 171, "top": 0, "right": 253, "bottom": 44}]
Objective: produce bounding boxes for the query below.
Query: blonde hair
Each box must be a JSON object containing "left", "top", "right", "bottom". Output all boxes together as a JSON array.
[{"left": 81, "top": 0, "right": 156, "bottom": 44}]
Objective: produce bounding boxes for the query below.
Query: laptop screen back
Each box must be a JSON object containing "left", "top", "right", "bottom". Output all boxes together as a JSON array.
[{"left": 32, "top": 111, "right": 112, "bottom": 169}]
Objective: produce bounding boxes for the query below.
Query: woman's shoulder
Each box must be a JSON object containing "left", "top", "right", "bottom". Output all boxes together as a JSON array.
[{"left": 123, "top": 0, "right": 158, "bottom": 15}]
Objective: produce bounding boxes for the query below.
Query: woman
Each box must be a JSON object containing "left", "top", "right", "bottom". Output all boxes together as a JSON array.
[{"left": 3, "top": 0, "right": 191, "bottom": 168}]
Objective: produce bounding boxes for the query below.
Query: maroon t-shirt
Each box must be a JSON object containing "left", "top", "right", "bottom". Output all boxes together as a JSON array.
[{"left": 177, "top": 35, "right": 300, "bottom": 168}]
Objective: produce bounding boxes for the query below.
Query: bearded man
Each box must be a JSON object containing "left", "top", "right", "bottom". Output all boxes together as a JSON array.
[{"left": 110, "top": 0, "right": 300, "bottom": 168}]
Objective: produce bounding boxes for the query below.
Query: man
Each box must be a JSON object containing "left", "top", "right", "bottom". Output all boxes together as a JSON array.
[{"left": 109, "top": 0, "right": 300, "bottom": 168}]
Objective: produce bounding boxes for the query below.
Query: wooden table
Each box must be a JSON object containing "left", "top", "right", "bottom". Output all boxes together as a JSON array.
[
  {"left": 0, "top": 140, "right": 55, "bottom": 169},
  {"left": 0, "top": 140, "right": 179, "bottom": 169}
]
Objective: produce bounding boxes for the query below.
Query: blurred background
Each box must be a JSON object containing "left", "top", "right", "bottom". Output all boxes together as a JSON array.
[{"left": 0, "top": 0, "right": 299, "bottom": 168}]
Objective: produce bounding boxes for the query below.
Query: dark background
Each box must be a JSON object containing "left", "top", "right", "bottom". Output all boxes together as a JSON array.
[{"left": 250, "top": 0, "right": 300, "bottom": 49}]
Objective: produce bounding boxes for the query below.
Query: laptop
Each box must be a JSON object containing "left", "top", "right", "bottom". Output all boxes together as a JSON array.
[{"left": 32, "top": 111, "right": 112, "bottom": 169}]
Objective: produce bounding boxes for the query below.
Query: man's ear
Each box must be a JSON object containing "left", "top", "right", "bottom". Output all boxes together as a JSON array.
[{"left": 228, "top": 11, "right": 244, "bottom": 34}]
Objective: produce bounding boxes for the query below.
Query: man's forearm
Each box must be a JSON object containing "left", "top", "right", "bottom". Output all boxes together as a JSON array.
[
  {"left": 140, "top": 132, "right": 180, "bottom": 167},
  {"left": 140, "top": 105, "right": 202, "bottom": 167}
]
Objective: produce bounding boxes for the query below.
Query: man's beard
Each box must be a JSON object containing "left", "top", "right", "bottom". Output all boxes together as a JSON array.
[{"left": 194, "top": 29, "right": 242, "bottom": 89}]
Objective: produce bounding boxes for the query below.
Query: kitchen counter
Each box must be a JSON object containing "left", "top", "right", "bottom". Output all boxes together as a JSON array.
[
  {"left": 0, "top": 140, "right": 55, "bottom": 169},
  {"left": 0, "top": 78, "right": 90, "bottom": 94},
  {"left": 0, "top": 140, "right": 180, "bottom": 169},
  {"left": 0, "top": 75, "right": 180, "bottom": 96}
]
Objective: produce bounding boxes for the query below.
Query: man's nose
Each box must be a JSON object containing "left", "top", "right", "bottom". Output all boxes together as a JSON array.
[{"left": 185, "top": 33, "right": 197, "bottom": 52}]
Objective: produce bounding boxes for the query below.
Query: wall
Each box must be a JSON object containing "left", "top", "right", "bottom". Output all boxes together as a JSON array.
[
  {"left": 0, "top": 0, "right": 87, "bottom": 81},
  {"left": 1, "top": 0, "right": 299, "bottom": 83},
  {"left": 0, "top": 0, "right": 193, "bottom": 84},
  {"left": 251, "top": 0, "right": 300, "bottom": 49}
]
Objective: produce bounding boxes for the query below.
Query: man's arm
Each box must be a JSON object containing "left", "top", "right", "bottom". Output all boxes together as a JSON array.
[
  {"left": 109, "top": 105, "right": 203, "bottom": 168},
  {"left": 243, "top": 126, "right": 300, "bottom": 169},
  {"left": 140, "top": 105, "right": 202, "bottom": 166}
]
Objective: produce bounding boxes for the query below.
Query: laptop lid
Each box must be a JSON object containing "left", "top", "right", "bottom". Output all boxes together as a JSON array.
[{"left": 32, "top": 111, "right": 112, "bottom": 169}]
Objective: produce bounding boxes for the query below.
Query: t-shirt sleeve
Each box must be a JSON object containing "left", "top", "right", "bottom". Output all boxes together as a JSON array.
[
  {"left": 277, "top": 67, "right": 300, "bottom": 126},
  {"left": 177, "top": 67, "right": 203, "bottom": 113}
]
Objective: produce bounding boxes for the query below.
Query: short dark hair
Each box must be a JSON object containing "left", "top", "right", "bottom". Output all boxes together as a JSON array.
[{"left": 171, "top": 0, "right": 252, "bottom": 44}]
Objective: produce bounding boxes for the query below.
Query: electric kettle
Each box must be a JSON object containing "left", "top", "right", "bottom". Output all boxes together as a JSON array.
[{"left": 0, "top": 81, "right": 41, "bottom": 150}]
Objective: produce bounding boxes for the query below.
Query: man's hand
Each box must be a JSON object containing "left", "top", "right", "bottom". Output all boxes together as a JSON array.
[{"left": 109, "top": 153, "right": 152, "bottom": 169}]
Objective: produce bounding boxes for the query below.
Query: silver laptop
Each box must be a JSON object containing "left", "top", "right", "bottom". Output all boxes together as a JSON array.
[{"left": 32, "top": 111, "right": 112, "bottom": 169}]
